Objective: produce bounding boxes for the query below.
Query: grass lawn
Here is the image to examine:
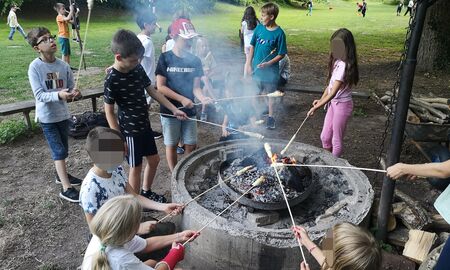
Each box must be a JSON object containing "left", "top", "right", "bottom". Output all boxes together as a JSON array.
[{"left": 0, "top": 1, "right": 409, "bottom": 105}]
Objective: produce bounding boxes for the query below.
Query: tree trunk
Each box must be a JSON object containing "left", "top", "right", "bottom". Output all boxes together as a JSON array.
[{"left": 417, "top": 0, "right": 450, "bottom": 71}]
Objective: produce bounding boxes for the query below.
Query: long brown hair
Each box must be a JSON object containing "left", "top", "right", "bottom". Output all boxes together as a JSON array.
[
  {"left": 242, "top": 6, "right": 258, "bottom": 31},
  {"left": 327, "top": 28, "right": 359, "bottom": 88}
]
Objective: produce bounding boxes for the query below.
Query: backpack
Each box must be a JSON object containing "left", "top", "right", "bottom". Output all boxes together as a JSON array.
[{"left": 68, "top": 111, "right": 109, "bottom": 139}]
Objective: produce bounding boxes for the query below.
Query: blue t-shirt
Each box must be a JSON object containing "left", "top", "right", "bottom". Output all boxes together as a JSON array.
[{"left": 250, "top": 24, "right": 287, "bottom": 83}]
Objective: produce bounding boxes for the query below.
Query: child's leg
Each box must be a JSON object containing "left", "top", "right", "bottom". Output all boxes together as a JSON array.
[
  {"left": 161, "top": 116, "right": 182, "bottom": 172},
  {"left": 320, "top": 104, "right": 334, "bottom": 152},
  {"left": 8, "top": 27, "right": 15, "bottom": 40},
  {"left": 143, "top": 154, "right": 160, "bottom": 191},
  {"left": 181, "top": 119, "right": 197, "bottom": 155},
  {"left": 330, "top": 101, "right": 353, "bottom": 157},
  {"left": 126, "top": 134, "right": 143, "bottom": 194},
  {"left": 17, "top": 26, "right": 26, "bottom": 38},
  {"left": 55, "top": 160, "right": 70, "bottom": 190}
]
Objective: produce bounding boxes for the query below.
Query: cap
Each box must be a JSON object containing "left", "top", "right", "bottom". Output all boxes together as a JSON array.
[{"left": 170, "top": 19, "right": 199, "bottom": 39}]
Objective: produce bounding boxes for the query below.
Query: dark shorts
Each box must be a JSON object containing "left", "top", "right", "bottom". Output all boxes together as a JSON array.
[
  {"left": 58, "top": 37, "right": 71, "bottom": 56},
  {"left": 125, "top": 129, "right": 158, "bottom": 167},
  {"left": 256, "top": 80, "right": 278, "bottom": 95},
  {"left": 278, "top": 77, "right": 288, "bottom": 88},
  {"left": 41, "top": 119, "right": 70, "bottom": 160}
]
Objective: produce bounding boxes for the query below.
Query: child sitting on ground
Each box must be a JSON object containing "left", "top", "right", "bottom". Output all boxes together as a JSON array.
[
  {"left": 293, "top": 222, "right": 381, "bottom": 270},
  {"left": 82, "top": 195, "right": 193, "bottom": 270},
  {"left": 27, "top": 27, "right": 82, "bottom": 203}
]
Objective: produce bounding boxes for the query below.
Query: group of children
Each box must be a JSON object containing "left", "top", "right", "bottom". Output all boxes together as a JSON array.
[{"left": 24, "top": 1, "right": 435, "bottom": 269}]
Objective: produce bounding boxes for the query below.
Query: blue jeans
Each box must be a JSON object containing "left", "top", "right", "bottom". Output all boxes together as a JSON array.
[
  {"left": 8, "top": 26, "right": 26, "bottom": 40},
  {"left": 40, "top": 120, "right": 69, "bottom": 160}
]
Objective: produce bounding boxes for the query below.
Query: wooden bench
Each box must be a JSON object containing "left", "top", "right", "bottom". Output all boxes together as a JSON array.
[{"left": 0, "top": 88, "right": 104, "bottom": 130}]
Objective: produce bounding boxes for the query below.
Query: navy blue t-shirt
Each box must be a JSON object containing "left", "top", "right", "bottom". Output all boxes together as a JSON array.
[{"left": 155, "top": 50, "right": 203, "bottom": 117}]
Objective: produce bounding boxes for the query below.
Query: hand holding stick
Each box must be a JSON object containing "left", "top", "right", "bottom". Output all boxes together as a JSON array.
[{"left": 251, "top": 48, "right": 277, "bottom": 75}]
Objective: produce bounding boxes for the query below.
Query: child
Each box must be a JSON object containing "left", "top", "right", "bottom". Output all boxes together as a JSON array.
[
  {"left": 306, "top": 0, "right": 313, "bottom": 16},
  {"left": 220, "top": 79, "right": 257, "bottom": 141},
  {"left": 27, "top": 27, "right": 82, "bottom": 202},
  {"left": 361, "top": 0, "right": 367, "bottom": 18},
  {"left": 278, "top": 54, "right": 291, "bottom": 91},
  {"left": 7, "top": 4, "right": 26, "bottom": 41},
  {"left": 293, "top": 223, "right": 381, "bottom": 270},
  {"left": 82, "top": 195, "right": 192, "bottom": 270},
  {"left": 195, "top": 37, "right": 218, "bottom": 121},
  {"left": 156, "top": 18, "right": 212, "bottom": 172},
  {"left": 71, "top": 3, "right": 81, "bottom": 42},
  {"left": 396, "top": 1, "right": 403, "bottom": 16},
  {"left": 404, "top": 0, "right": 414, "bottom": 16},
  {"left": 307, "top": 28, "right": 359, "bottom": 158},
  {"left": 241, "top": 6, "right": 259, "bottom": 77},
  {"left": 54, "top": 2, "right": 74, "bottom": 64},
  {"left": 104, "top": 29, "right": 187, "bottom": 203},
  {"left": 136, "top": 10, "right": 163, "bottom": 140},
  {"left": 245, "top": 2, "right": 287, "bottom": 130},
  {"left": 356, "top": 2, "right": 363, "bottom": 16}
]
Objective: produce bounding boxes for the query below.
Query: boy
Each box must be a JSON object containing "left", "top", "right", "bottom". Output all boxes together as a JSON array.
[
  {"left": 71, "top": 2, "right": 81, "bottom": 42},
  {"left": 7, "top": 4, "right": 26, "bottom": 40},
  {"left": 156, "top": 18, "right": 212, "bottom": 172},
  {"left": 54, "top": 2, "right": 74, "bottom": 64},
  {"left": 104, "top": 29, "right": 187, "bottom": 203},
  {"left": 245, "top": 2, "right": 287, "bottom": 130},
  {"left": 27, "top": 27, "right": 82, "bottom": 202},
  {"left": 136, "top": 10, "right": 163, "bottom": 140}
]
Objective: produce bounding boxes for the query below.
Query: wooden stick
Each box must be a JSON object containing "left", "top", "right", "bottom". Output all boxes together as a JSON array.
[
  {"left": 280, "top": 114, "right": 310, "bottom": 155},
  {"left": 178, "top": 94, "right": 277, "bottom": 109},
  {"left": 273, "top": 163, "right": 387, "bottom": 173},
  {"left": 74, "top": 0, "right": 93, "bottom": 90},
  {"left": 151, "top": 112, "right": 264, "bottom": 139},
  {"left": 251, "top": 48, "right": 277, "bottom": 75}
]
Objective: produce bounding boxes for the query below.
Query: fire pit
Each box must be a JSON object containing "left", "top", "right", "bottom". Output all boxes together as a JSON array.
[{"left": 172, "top": 139, "right": 374, "bottom": 270}]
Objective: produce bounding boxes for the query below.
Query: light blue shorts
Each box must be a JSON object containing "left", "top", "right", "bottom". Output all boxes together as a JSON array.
[{"left": 161, "top": 116, "right": 197, "bottom": 146}]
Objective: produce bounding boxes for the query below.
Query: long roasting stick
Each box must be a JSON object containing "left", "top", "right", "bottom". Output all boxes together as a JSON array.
[
  {"left": 251, "top": 48, "right": 277, "bottom": 75},
  {"left": 280, "top": 114, "right": 310, "bottom": 155},
  {"left": 273, "top": 163, "right": 387, "bottom": 173},
  {"left": 151, "top": 112, "right": 264, "bottom": 140},
  {"left": 156, "top": 166, "right": 254, "bottom": 223},
  {"left": 264, "top": 143, "right": 308, "bottom": 264},
  {"left": 182, "top": 176, "right": 266, "bottom": 246},
  {"left": 74, "top": 0, "right": 94, "bottom": 90}
]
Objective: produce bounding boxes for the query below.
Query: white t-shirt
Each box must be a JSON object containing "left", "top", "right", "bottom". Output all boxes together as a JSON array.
[
  {"left": 79, "top": 166, "right": 128, "bottom": 215},
  {"left": 241, "top": 21, "right": 255, "bottom": 48},
  {"left": 137, "top": 34, "right": 156, "bottom": 84},
  {"left": 408, "top": 0, "right": 414, "bottom": 8},
  {"left": 165, "top": 39, "right": 175, "bottom": 52},
  {"left": 82, "top": 235, "right": 153, "bottom": 270},
  {"left": 7, "top": 10, "right": 18, "bottom": 27}
]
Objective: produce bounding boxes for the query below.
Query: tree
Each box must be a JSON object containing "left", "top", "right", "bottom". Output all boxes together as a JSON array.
[{"left": 417, "top": 0, "right": 450, "bottom": 70}]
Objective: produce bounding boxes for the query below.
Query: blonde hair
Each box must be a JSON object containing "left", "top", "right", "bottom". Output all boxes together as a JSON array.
[
  {"left": 324, "top": 223, "right": 381, "bottom": 270},
  {"left": 90, "top": 195, "right": 142, "bottom": 270}
]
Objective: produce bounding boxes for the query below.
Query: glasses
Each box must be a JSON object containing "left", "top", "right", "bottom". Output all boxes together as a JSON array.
[{"left": 36, "top": 35, "right": 56, "bottom": 45}]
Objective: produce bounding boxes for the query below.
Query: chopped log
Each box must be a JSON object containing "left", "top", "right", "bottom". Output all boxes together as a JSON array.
[
  {"left": 430, "top": 103, "right": 450, "bottom": 112},
  {"left": 394, "top": 190, "right": 432, "bottom": 230},
  {"left": 417, "top": 97, "right": 449, "bottom": 104},
  {"left": 409, "top": 104, "right": 428, "bottom": 114},
  {"left": 403, "top": 230, "right": 437, "bottom": 264},
  {"left": 380, "top": 95, "right": 392, "bottom": 103},
  {"left": 407, "top": 109, "right": 421, "bottom": 124},
  {"left": 411, "top": 98, "right": 449, "bottom": 119},
  {"left": 412, "top": 109, "right": 447, "bottom": 124},
  {"left": 387, "top": 226, "right": 409, "bottom": 247},
  {"left": 431, "top": 214, "right": 450, "bottom": 231}
]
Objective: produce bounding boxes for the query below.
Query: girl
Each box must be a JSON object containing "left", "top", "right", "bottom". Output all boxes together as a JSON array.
[
  {"left": 241, "top": 6, "right": 258, "bottom": 77},
  {"left": 293, "top": 222, "right": 381, "bottom": 270},
  {"left": 307, "top": 28, "right": 359, "bottom": 158},
  {"left": 82, "top": 195, "right": 190, "bottom": 270}
]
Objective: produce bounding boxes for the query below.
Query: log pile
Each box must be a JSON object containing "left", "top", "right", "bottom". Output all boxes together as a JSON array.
[{"left": 378, "top": 92, "right": 450, "bottom": 124}]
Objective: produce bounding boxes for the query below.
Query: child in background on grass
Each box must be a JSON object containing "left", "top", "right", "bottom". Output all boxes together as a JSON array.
[
  {"left": 104, "top": 29, "right": 187, "bottom": 203},
  {"left": 245, "top": 2, "right": 287, "bottom": 130},
  {"left": 7, "top": 4, "right": 26, "bottom": 40},
  {"left": 293, "top": 222, "right": 381, "bottom": 270},
  {"left": 195, "top": 37, "right": 218, "bottom": 121},
  {"left": 27, "top": 27, "right": 82, "bottom": 203},
  {"left": 307, "top": 28, "right": 359, "bottom": 158},
  {"left": 70, "top": 3, "right": 81, "bottom": 42},
  {"left": 54, "top": 2, "right": 74, "bottom": 64},
  {"left": 82, "top": 195, "right": 194, "bottom": 270},
  {"left": 241, "top": 6, "right": 259, "bottom": 78}
]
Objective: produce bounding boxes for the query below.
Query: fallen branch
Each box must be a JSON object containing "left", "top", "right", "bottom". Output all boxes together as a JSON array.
[{"left": 410, "top": 98, "right": 448, "bottom": 120}]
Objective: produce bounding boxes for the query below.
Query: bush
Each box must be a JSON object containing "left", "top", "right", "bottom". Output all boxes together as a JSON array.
[{"left": 0, "top": 119, "right": 38, "bottom": 145}]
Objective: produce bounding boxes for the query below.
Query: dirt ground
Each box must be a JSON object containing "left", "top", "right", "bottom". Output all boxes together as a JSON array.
[{"left": 0, "top": 47, "right": 449, "bottom": 269}]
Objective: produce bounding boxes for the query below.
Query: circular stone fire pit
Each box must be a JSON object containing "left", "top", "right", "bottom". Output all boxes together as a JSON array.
[{"left": 172, "top": 139, "right": 374, "bottom": 270}]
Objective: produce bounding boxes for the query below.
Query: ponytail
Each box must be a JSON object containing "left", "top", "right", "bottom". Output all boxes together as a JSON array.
[{"left": 92, "top": 245, "right": 110, "bottom": 270}]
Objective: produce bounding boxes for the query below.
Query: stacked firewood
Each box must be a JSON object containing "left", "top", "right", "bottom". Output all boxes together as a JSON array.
[{"left": 378, "top": 92, "right": 450, "bottom": 124}]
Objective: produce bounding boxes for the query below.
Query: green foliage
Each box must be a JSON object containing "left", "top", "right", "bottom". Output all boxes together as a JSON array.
[
  {"left": 156, "top": 0, "right": 217, "bottom": 14},
  {"left": 0, "top": 119, "right": 38, "bottom": 145},
  {"left": 353, "top": 107, "right": 367, "bottom": 117}
]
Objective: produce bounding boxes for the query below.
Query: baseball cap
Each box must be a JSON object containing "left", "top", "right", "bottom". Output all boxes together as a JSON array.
[{"left": 170, "top": 19, "right": 200, "bottom": 39}]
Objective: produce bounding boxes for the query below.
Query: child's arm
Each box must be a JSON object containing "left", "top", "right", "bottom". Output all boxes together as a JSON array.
[
  {"left": 28, "top": 65, "right": 76, "bottom": 103},
  {"left": 139, "top": 230, "right": 198, "bottom": 253},
  {"left": 292, "top": 226, "right": 327, "bottom": 267},
  {"left": 387, "top": 160, "right": 450, "bottom": 180},
  {"left": 257, "top": 54, "right": 285, "bottom": 69},
  {"left": 145, "top": 85, "right": 187, "bottom": 119},
  {"left": 125, "top": 183, "right": 183, "bottom": 214},
  {"left": 245, "top": 46, "right": 255, "bottom": 75},
  {"left": 61, "top": 4, "right": 74, "bottom": 21},
  {"left": 157, "top": 75, "right": 195, "bottom": 109},
  {"left": 84, "top": 213, "right": 94, "bottom": 225},
  {"left": 307, "top": 80, "right": 343, "bottom": 116},
  {"left": 193, "top": 77, "right": 213, "bottom": 104},
  {"left": 104, "top": 103, "right": 120, "bottom": 131}
]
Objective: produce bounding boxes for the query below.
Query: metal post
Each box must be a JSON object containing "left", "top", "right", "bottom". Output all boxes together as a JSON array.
[{"left": 376, "top": 0, "right": 431, "bottom": 241}]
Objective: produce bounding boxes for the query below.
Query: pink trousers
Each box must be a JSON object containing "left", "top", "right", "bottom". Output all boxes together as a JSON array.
[{"left": 320, "top": 100, "right": 353, "bottom": 157}]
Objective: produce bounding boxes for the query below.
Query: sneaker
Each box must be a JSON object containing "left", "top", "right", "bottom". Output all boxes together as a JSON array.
[
  {"left": 176, "top": 146, "right": 185, "bottom": 155},
  {"left": 266, "top": 116, "right": 276, "bottom": 130},
  {"left": 59, "top": 187, "right": 80, "bottom": 203},
  {"left": 200, "top": 112, "right": 207, "bottom": 121},
  {"left": 153, "top": 131, "right": 163, "bottom": 139},
  {"left": 141, "top": 190, "right": 167, "bottom": 203},
  {"left": 55, "top": 173, "right": 83, "bottom": 186},
  {"left": 70, "top": 67, "right": 78, "bottom": 71}
]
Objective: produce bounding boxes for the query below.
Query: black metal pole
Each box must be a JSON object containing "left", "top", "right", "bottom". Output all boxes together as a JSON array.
[{"left": 376, "top": 0, "right": 431, "bottom": 241}]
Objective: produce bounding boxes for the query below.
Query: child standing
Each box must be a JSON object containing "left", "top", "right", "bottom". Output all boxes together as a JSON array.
[
  {"left": 156, "top": 18, "right": 212, "bottom": 172},
  {"left": 136, "top": 10, "right": 163, "bottom": 140},
  {"left": 306, "top": 0, "right": 313, "bottom": 16},
  {"left": 293, "top": 223, "right": 381, "bottom": 270},
  {"left": 245, "top": 2, "right": 287, "bottom": 130},
  {"left": 241, "top": 6, "right": 258, "bottom": 78},
  {"left": 104, "top": 29, "right": 187, "bottom": 203},
  {"left": 396, "top": 1, "right": 403, "bottom": 16},
  {"left": 27, "top": 27, "right": 82, "bottom": 202},
  {"left": 71, "top": 3, "right": 81, "bottom": 42},
  {"left": 7, "top": 4, "right": 26, "bottom": 41},
  {"left": 82, "top": 195, "right": 190, "bottom": 270},
  {"left": 54, "top": 2, "right": 74, "bottom": 64},
  {"left": 307, "top": 28, "right": 359, "bottom": 158}
]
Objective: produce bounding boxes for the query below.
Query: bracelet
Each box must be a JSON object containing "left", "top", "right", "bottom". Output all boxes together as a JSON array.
[{"left": 309, "top": 245, "right": 317, "bottom": 253}]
